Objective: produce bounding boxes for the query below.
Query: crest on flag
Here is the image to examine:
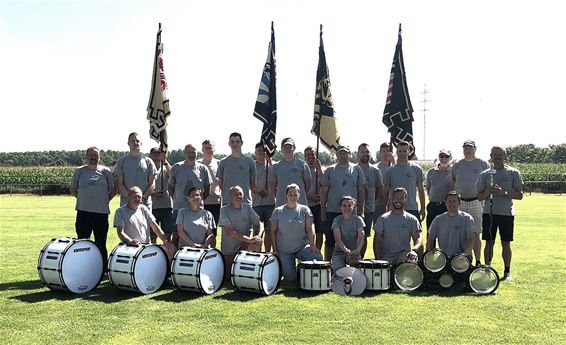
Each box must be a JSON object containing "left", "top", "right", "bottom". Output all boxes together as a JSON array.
[
  {"left": 311, "top": 25, "right": 340, "bottom": 153},
  {"left": 253, "top": 22, "right": 277, "bottom": 157},
  {"left": 147, "top": 23, "right": 171, "bottom": 151},
  {"left": 382, "top": 24, "right": 415, "bottom": 158}
]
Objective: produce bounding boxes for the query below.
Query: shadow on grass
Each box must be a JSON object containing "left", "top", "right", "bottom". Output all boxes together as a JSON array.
[
  {"left": 151, "top": 288, "right": 205, "bottom": 302},
  {"left": 279, "top": 286, "right": 330, "bottom": 298},
  {"left": 0, "top": 279, "right": 44, "bottom": 291},
  {"left": 212, "top": 288, "right": 268, "bottom": 302}
]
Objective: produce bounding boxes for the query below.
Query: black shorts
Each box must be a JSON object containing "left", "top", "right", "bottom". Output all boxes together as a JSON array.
[
  {"left": 324, "top": 212, "right": 342, "bottom": 247},
  {"left": 253, "top": 205, "right": 275, "bottom": 231},
  {"left": 426, "top": 202, "right": 447, "bottom": 229},
  {"left": 204, "top": 204, "right": 221, "bottom": 236},
  {"left": 309, "top": 204, "right": 326, "bottom": 234},
  {"left": 482, "top": 214, "right": 514, "bottom": 242}
]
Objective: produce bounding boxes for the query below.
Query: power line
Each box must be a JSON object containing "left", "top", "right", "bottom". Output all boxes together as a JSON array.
[{"left": 420, "top": 83, "right": 430, "bottom": 159}]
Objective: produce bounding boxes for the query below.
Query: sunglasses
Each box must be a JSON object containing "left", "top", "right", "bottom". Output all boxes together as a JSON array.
[{"left": 439, "top": 154, "right": 451, "bottom": 159}]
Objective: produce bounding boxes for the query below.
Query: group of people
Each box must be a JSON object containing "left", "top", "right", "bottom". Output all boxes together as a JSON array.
[{"left": 71, "top": 132, "right": 523, "bottom": 286}]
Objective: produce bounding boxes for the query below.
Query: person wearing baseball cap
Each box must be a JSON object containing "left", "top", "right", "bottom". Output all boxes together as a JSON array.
[
  {"left": 425, "top": 149, "right": 453, "bottom": 230},
  {"left": 270, "top": 137, "right": 311, "bottom": 208}
]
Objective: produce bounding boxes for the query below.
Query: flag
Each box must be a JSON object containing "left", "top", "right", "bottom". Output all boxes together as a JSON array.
[
  {"left": 253, "top": 22, "right": 277, "bottom": 157},
  {"left": 382, "top": 24, "right": 415, "bottom": 159},
  {"left": 147, "top": 23, "right": 171, "bottom": 152},
  {"left": 311, "top": 24, "right": 340, "bottom": 152}
]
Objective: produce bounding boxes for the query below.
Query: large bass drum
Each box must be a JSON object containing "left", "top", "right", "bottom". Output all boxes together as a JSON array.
[
  {"left": 171, "top": 247, "right": 225, "bottom": 295},
  {"left": 108, "top": 243, "right": 168, "bottom": 295},
  {"left": 37, "top": 237, "right": 103, "bottom": 293},
  {"left": 231, "top": 251, "right": 281, "bottom": 295}
]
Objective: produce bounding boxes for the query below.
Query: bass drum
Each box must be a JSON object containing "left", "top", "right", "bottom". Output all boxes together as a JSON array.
[
  {"left": 297, "top": 260, "right": 331, "bottom": 291},
  {"left": 37, "top": 237, "right": 103, "bottom": 294},
  {"left": 394, "top": 261, "right": 424, "bottom": 291},
  {"left": 171, "top": 247, "right": 225, "bottom": 295},
  {"left": 231, "top": 251, "right": 281, "bottom": 296},
  {"left": 108, "top": 243, "right": 168, "bottom": 295}
]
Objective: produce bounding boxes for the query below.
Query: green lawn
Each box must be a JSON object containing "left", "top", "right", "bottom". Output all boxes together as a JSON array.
[{"left": 0, "top": 194, "right": 565, "bottom": 344}]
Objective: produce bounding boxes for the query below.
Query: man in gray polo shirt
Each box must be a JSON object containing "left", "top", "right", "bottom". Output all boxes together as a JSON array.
[
  {"left": 216, "top": 132, "right": 256, "bottom": 205},
  {"left": 450, "top": 140, "right": 490, "bottom": 266},
  {"left": 270, "top": 137, "right": 311, "bottom": 207},
  {"left": 425, "top": 149, "right": 453, "bottom": 230},
  {"left": 71, "top": 146, "right": 116, "bottom": 269},
  {"left": 149, "top": 147, "right": 174, "bottom": 244},
  {"left": 426, "top": 191, "right": 475, "bottom": 257},
  {"left": 304, "top": 146, "right": 325, "bottom": 250},
  {"left": 383, "top": 141, "right": 425, "bottom": 227},
  {"left": 374, "top": 142, "right": 395, "bottom": 225},
  {"left": 356, "top": 143, "right": 384, "bottom": 258},
  {"left": 477, "top": 146, "right": 523, "bottom": 281},
  {"left": 115, "top": 132, "right": 157, "bottom": 208},
  {"left": 219, "top": 185, "right": 262, "bottom": 277},
  {"left": 374, "top": 187, "right": 422, "bottom": 265},
  {"left": 320, "top": 145, "right": 366, "bottom": 260},
  {"left": 199, "top": 139, "right": 222, "bottom": 234},
  {"left": 252, "top": 142, "right": 276, "bottom": 251}
]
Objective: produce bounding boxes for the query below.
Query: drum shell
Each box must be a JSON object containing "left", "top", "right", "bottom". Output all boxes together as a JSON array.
[
  {"left": 231, "top": 251, "right": 281, "bottom": 295},
  {"left": 37, "top": 237, "right": 103, "bottom": 294},
  {"left": 393, "top": 261, "right": 424, "bottom": 291},
  {"left": 108, "top": 243, "right": 168, "bottom": 294},
  {"left": 297, "top": 261, "right": 331, "bottom": 291},
  {"left": 171, "top": 247, "right": 225, "bottom": 294},
  {"left": 357, "top": 260, "right": 391, "bottom": 291}
]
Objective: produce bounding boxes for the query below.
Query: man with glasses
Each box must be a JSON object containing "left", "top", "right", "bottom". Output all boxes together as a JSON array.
[{"left": 425, "top": 149, "right": 453, "bottom": 230}]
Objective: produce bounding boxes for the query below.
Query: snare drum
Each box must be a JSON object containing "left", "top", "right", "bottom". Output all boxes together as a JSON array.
[
  {"left": 37, "top": 237, "right": 103, "bottom": 293},
  {"left": 469, "top": 266, "right": 500, "bottom": 294},
  {"left": 394, "top": 261, "right": 424, "bottom": 291},
  {"left": 422, "top": 249, "right": 447, "bottom": 273},
  {"left": 450, "top": 254, "right": 472, "bottom": 274},
  {"left": 171, "top": 247, "right": 225, "bottom": 295},
  {"left": 231, "top": 251, "right": 281, "bottom": 295},
  {"left": 357, "top": 260, "right": 391, "bottom": 291},
  {"left": 108, "top": 243, "right": 168, "bottom": 294},
  {"left": 297, "top": 260, "right": 331, "bottom": 291}
]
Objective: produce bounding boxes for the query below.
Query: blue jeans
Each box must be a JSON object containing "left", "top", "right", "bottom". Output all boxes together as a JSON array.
[{"left": 279, "top": 245, "right": 323, "bottom": 282}]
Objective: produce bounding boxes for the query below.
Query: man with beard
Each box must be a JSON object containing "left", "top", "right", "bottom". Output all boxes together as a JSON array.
[
  {"left": 373, "top": 142, "right": 395, "bottom": 225},
  {"left": 477, "top": 146, "right": 523, "bottom": 281},
  {"left": 320, "top": 145, "right": 366, "bottom": 260},
  {"left": 356, "top": 143, "right": 384, "bottom": 258},
  {"left": 373, "top": 187, "right": 422, "bottom": 265}
]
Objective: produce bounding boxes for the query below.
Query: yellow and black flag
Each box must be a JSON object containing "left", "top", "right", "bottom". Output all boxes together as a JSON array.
[
  {"left": 382, "top": 24, "right": 415, "bottom": 158},
  {"left": 253, "top": 22, "right": 277, "bottom": 157},
  {"left": 311, "top": 24, "right": 340, "bottom": 152},
  {"left": 147, "top": 23, "right": 171, "bottom": 152}
]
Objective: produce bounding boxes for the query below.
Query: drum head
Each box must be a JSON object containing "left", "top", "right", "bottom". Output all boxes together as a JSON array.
[
  {"left": 451, "top": 254, "right": 471, "bottom": 273},
  {"left": 134, "top": 245, "right": 168, "bottom": 294},
  {"left": 332, "top": 267, "right": 366, "bottom": 296},
  {"left": 469, "top": 266, "right": 500, "bottom": 294},
  {"left": 439, "top": 273, "right": 454, "bottom": 289},
  {"left": 199, "top": 249, "right": 225, "bottom": 295},
  {"left": 394, "top": 262, "right": 424, "bottom": 291},
  {"left": 61, "top": 240, "right": 103, "bottom": 293},
  {"left": 261, "top": 254, "right": 281, "bottom": 295},
  {"left": 423, "top": 249, "right": 447, "bottom": 273},
  {"left": 298, "top": 260, "right": 331, "bottom": 269}
]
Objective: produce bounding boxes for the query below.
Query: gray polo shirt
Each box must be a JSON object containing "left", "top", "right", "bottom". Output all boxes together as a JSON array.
[
  {"left": 219, "top": 203, "right": 260, "bottom": 254},
  {"left": 253, "top": 161, "right": 275, "bottom": 207},
  {"left": 169, "top": 162, "right": 212, "bottom": 210},
  {"left": 72, "top": 165, "right": 114, "bottom": 214},
  {"left": 428, "top": 211, "right": 475, "bottom": 257},
  {"left": 113, "top": 205, "right": 155, "bottom": 244},
  {"left": 152, "top": 166, "right": 172, "bottom": 209},
  {"left": 271, "top": 204, "right": 313, "bottom": 254},
  {"left": 176, "top": 207, "right": 216, "bottom": 246},
  {"left": 322, "top": 164, "right": 366, "bottom": 213},
  {"left": 477, "top": 166, "right": 523, "bottom": 216},
  {"left": 450, "top": 158, "right": 490, "bottom": 199},
  {"left": 306, "top": 165, "right": 322, "bottom": 207},
  {"left": 270, "top": 158, "right": 311, "bottom": 207},
  {"left": 426, "top": 166, "right": 452, "bottom": 203},
  {"left": 331, "top": 215, "right": 365, "bottom": 254},
  {"left": 199, "top": 158, "right": 222, "bottom": 205},
  {"left": 384, "top": 162, "right": 424, "bottom": 211},
  {"left": 216, "top": 155, "right": 256, "bottom": 205},
  {"left": 358, "top": 164, "right": 383, "bottom": 213},
  {"left": 375, "top": 211, "right": 421, "bottom": 262},
  {"left": 115, "top": 155, "right": 157, "bottom": 207}
]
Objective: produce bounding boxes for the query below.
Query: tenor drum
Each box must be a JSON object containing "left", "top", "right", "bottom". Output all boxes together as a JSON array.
[
  {"left": 231, "top": 251, "right": 281, "bottom": 295},
  {"left": 37, "top": 237, "right": 103, "bottom": 293},
  {"left": 438, "top": 272, "right": 455, "bottom": 289},
  {"left": 297, "top": 260, "right": 331, "bottom": 291},
  {"left": 357, "top": 260, "right": 391, "bottom": 291},
  {"left": 108, "top": 243, "right": 168, "bottom": 294},
  {"left": 450, "top": 254, "right": 472, "bottom": 274},
  {"left": 469, "top": 266, "right": 500, "bottom": 295},
  {"left": 422, "top": 249, "right": 448, "bottom": 273},
  {"left": 394, "top": 261, "right": 424, "bottom": 291},
  {"left": 171, "top": 247, "right": 225, "bottom": 295}
]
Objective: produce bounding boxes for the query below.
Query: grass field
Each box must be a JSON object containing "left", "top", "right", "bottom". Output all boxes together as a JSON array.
[{"left": 0, "top": 194, "right": 565, "bottom": 344}]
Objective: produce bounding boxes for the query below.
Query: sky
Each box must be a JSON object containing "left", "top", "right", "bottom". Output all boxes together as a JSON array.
[{"left": 1, "top": 0, "right": 565, "bottom": 160}]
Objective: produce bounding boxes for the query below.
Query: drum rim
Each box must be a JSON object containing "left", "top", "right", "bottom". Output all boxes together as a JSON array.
[
  {"left": 394, "top": 262, "right": 424, "bottom": 291},
  {"left": 469, "top": 266, "right": 500, "bottom": 294},
  {"left": 297, "top": 260, "right": 331, "bottom": 269},
  {"left": 423, "top": 248, "right": 447, "bottom": 273}
]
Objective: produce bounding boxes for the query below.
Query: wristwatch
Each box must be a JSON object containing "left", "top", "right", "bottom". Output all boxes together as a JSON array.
[{"left": 504, "top": 190, "right": 509, "bottom": 197}]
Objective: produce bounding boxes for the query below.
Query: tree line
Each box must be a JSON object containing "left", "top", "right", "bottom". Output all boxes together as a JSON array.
[{"left": 1, "top": 144, "right": 565, "bottom": 167}]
